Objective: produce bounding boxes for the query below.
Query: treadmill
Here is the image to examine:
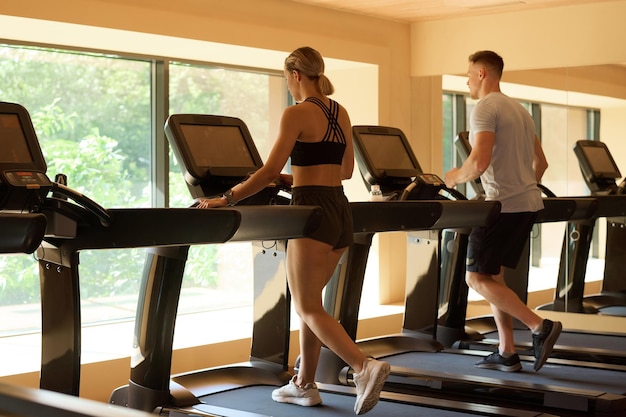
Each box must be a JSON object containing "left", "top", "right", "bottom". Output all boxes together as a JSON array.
[
  {"left": 547, "top": 140, "right": 626, "bottom": 315},
  {"left": 454, "top": 133, "right": 626, "bottom": 366},
  {"left": 110, "top": 113, "right": 556, "bottom": 417},
  {"left": 314, "top": 125, "right": 626, "bottom": 417}
]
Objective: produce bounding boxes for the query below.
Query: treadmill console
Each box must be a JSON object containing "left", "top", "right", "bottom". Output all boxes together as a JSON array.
[
  {"left": 419, "top": 173, "right": 444, "bottom": 186},
  {"left": 353, "top": 125, "right": 464, "bottom": 200},
  {"left": 165, "top": 113, "right": 285, "bottom": 204},
  {"left": 352, "top": 125, "right": 422, "bottom": 195},
  {"left": 0, "top": 102, "right": 52, "bottom": 211},
  {"left": 0, "top": 102, "right": 111, "bottom": 230},
  {"left": 165, "top": 114, "right": 263, "bottom": 188},
  {"left": 574, "top": 140, "right": 622, "bottom": 194}
]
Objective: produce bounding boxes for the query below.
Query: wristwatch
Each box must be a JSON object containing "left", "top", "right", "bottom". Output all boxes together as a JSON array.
[{"left": 222, "top": 189, "right": 236, "bottom": 206}]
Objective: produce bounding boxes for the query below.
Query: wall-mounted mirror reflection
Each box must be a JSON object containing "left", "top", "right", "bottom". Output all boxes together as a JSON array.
[{"left": 441, "top": 63, "right": 626, "bottom": 362}]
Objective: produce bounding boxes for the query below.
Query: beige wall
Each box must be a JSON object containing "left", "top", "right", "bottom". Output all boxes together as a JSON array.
[{"left": 410, "top": 1, "right": 626, "bottom": 76}]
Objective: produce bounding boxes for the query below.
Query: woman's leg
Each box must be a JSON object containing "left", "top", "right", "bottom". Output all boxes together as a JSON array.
[{"left": 287, "top": 237, "right": 366, "bottom": 386}]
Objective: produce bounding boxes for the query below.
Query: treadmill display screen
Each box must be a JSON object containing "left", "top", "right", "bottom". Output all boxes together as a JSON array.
[
  {"left": 574, "top": 140, "right": 622, "bottom": 193},
  {"left": 0, "top": 102, "right": 50, "bottom": 211},
  {"left": 579, "top": 144, "right": 621, "bottom": 179},
  {"left": 352, "top": 125, "right": 422, "bottom": 191},
  {"left": 180, "top": 123, "right": 256, "bottom": 169},
  {"left": 360, "top": 133, "right": 417, "bottom": 171},
  {"left": 165, "top": 113, "right": 264, "bottom": 192},
  {"left": 0, "top": 114, "right": 34, "bottom": 163}
]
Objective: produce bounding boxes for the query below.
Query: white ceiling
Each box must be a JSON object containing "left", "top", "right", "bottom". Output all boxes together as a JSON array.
[{"left": 290, "top": 0, "right": 621, "bottom": 22}]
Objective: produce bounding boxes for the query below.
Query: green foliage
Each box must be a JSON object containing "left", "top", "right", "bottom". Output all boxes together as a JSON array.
[
  {"left": 0, "top": 101, "right": 142, "bottom": 305},
  {"left": 0, "top": 45, "right": 276, "bottom": 311},
  {"left": 0, "top": 255, "right": 40, "bottom": 305},
  {"left": 0, "top": 46, "right": 152, "bottom": 306},
  {"left": 78, "top": 249, "right": 146, "bottom": 299},
  {"left": 0, "top": 45, "right": 152, "bottom": 203},
  {"left": 183, "top": 246, "right": 219, "bottom": 288},
  {"left": 169, "top": 63, "right": 272, "bottom": 157}
]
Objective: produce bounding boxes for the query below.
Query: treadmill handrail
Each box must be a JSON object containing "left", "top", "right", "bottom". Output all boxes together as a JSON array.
[
  {"left": 39, "top": 208, "right": 242, "bottom": 255},
  {"left": 537, "top": 197, "right": 598, "bottom": 223},
  {"left": 431, "top": 200, "right": 500, "bottom": 229},
  {"left": 585, "top": 194, "right": 626, "bottom": 218},
  {"left": 229, "top": 205, "right": 322, "bottom": 241},
  {"left": 0, "top": 213, "right": 46, "bottom": 254},
  {"left": 351, "top": 201, "right": 442, "bottom": 234}
]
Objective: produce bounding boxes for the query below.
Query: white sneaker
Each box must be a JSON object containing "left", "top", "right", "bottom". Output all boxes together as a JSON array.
[
  {"left": 271, "top": 375, "right": 322, "bottom": 407},
  {"left": 353, "top": 358, "right": 391, "bottom": 415}
]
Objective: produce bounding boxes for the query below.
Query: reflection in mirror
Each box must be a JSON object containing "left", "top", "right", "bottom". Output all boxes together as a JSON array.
[{"left": 442, "top": 64, "right": 626, "bottom": 332}]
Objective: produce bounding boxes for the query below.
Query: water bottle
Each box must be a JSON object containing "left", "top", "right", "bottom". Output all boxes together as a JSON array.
[
  {"left": 369, "top": 184, "right": 383, "bottom": 201},
  {"left": 52, "top": 173, "right": 68, "bottom": 200}
]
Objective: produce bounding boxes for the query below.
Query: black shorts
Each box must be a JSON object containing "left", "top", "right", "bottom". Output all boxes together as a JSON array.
[
  {"left": 291, "top": 186, "right": 353, "bottom": 249},
  {"left": 466, "top": 211, "right": 541, "bottom": 276}
]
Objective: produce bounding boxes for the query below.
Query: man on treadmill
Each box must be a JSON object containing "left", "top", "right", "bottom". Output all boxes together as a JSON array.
[{"left": 444, "top": 50, "right": 561, "bottom": 372}]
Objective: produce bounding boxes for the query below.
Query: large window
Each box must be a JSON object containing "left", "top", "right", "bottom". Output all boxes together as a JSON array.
[
  {"left": 0, "top": 44, "right": 287, "bottom": 374},
  {"left": 0, "top": 46, "right": 152, "bottom": 206},
  {"left": 0, "top": 45, "right": 152, "bottom": 326}
]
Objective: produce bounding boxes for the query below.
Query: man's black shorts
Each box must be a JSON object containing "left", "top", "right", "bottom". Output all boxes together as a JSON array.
[{"left": 466, "top": 211, "right": 541, "bottom": 276}]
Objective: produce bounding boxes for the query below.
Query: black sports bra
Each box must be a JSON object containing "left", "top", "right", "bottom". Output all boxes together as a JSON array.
[{"left": 290, "top": 97, "right": 347, "bottom": 167}]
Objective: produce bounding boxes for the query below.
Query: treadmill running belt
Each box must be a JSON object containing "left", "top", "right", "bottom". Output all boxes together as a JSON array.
[
  {"left": 386, "top": 351, "right": 626, "bottom": 394},
  {"left": 600, "top": 306, "right": 626, "bottom": 316},
  {"left": 486, "top": 329, "right": 626, "bottom": 351},
  {"left": 199, "top": 385, "right": 488, "bottom": 417}
]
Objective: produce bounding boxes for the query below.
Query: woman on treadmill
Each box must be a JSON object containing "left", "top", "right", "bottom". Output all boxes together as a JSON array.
[{"left": 196, "top": 46, "right": 390, "bottom": 415}]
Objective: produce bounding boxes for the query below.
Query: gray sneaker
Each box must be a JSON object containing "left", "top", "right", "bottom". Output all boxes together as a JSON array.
[
  {"left": 475, "top": 352, "right": 522, "bottom": 372},
  {"left": 532, "top": 319, "right": 562, "bottom": 371},
  {"left": 271, "top": 375, "right": 322, "bottom": 406},
  {"left": 353, "top": 358, "right": 391, "bottom": 415}
]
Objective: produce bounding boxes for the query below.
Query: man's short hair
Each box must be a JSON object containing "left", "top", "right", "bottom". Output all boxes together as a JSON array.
[{"left": 468, "top": 50, "right": 504, "bottom": 78}]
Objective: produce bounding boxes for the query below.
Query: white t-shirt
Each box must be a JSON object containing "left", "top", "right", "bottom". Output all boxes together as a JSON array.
[{"left": 470, "top": 92, "right": 543, "bottom": 213}]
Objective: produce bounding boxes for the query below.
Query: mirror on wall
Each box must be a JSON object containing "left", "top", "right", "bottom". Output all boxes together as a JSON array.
[{"left": 443, "top": 63, "right": 626, "bottom": 327}]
